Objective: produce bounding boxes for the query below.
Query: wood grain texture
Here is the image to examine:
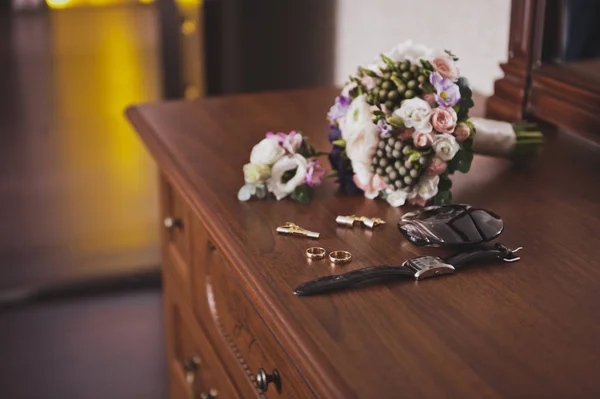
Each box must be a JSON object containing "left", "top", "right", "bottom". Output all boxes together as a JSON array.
[{"left": 127, "top": 87, "right": 600, "bottom": 398}]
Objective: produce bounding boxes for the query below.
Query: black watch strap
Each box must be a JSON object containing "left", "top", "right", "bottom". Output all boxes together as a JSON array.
[{"left": 294, "top": 243, "right": 521, "bottom": 296}]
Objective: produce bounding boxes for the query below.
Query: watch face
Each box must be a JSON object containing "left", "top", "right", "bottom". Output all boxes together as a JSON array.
[{"left": 397, "top": 204, "right": 504, "bottom": 247}]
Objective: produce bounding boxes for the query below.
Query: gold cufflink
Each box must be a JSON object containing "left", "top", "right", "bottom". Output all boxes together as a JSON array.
[{"left": 336, "top": 215, "right": 385, "bottom": 229}]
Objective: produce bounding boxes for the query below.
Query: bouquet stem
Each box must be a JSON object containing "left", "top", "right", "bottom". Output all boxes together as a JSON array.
[{"left": 471, "top": 117, "right": 544, "bottom": 161}]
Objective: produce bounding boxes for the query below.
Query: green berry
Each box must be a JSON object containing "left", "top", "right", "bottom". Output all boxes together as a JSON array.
[
  {"left": 379, "top": 158, "right": 388, "bottom": 167},
  {"left": 394, "top": 141, "right": 403, "bottom": 150},
  {"left": 417, "top": 75, "right": 426, "bottom": 83},
  {"left": 404, "top": 160, "right": 412, "bottom": 169},
  {"left": 396, "top": 83, "right": 407, "bottom": 94},
  {"left": 401, "top": 71, "right": 411, "bottom": 80},
  {"left": 382, "top": 81, "right": 392, "bottom": 90},
  {"left": 383, "top": 72, "right": 391, "bottom": 79},
  {"left": 409, "top": 64, "right": 418, "bottom": 73},
  {"left": 376, "top": 149, "right": 384, "bottom": 157},
  {"left": 385, "top": 100, "right": 394, "bottom": 110},
  {"left": 378, "top": 140, "right": 386, "bottom": 149},
  {"left": 394, "top": 160, "right": 403, "bottom": 169},
  {"left": 384, "top": 176, "right": 391, "bottom": 184},
  {"left": 404, "top": 90, "right": 415, "bottom": 99},
  {"left": 392, "top": 149, "right": 401, "bottom": 158},
  {"left": 376, "top": 167, "right": 383, "bottom": 175},
  {"left": 387, "top": 90, "right": 399, "bottom": 100},
  {"left": 404, "top": 176, "right": 413, "bottom": 185},
  {"left": 398, "top": 166, "right": 407, "bottom": 176},
  {"left": 379, "top": 89, "right": 388, "bottom": 98},
  {"left": 399, "top": 61, "right": 409, "bottom": 71},
  {"left": 385, "top": 165, "right": 394, "bottom": 173},
  {"left": 410, "top": 169, "right": 419, "bottom": 178},
  {"left": 389, "top": 170, "right": 398, "bottom": 180},
  {"left": 419, "top": 156, "right": 427, "bottom": 165},
  {"left": 407, "top": 80, "right": 417, "bottom": 89},
  {"left": 395, "top": 180, "right": 404, "bottom": 189}
]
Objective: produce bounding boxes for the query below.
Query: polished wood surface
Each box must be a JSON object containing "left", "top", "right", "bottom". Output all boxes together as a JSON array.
[{"left": 128, "top": 87, "right": 600, "bottom": 398}]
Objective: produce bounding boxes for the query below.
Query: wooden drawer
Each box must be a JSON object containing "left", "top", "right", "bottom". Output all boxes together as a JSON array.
[
  {"left": 164, "top": 258, "right": 240, "bottom": 399},
  {"left": 194, "top": 241, "right": 315, "bottom": 399},
  {"left": 160, "top": 174, "right": 192, "bottom": 299}
]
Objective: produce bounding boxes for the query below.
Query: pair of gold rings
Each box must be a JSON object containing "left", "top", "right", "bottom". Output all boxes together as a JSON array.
[{"left": 306, "top": 247, "right": 352, "bottom": 265}]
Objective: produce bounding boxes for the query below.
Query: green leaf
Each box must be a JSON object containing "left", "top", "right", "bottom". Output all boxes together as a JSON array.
[
  {"left": 387, "top": 116, "right": 404, "bottom": 129},
  {"left": 407, "top": 151, "right": 421, "bottom": 163},
  {"left": 438, "top": 175, "right": 452, "bottom": 191},
  {"left": 380, "top": 53, "right": 397, "bottom": 70},
  {"left": 457, "top": 151, "right": 473, "bottom": 173},
  {"left": 332, "top": 139, "right": 346, "bottom": 148},
  {"left": 390, "top": 76, "right": 404, "bottom": 90},
  {"left": 360, "top": 67, "right": 378, "bottom": 78},
  {"left": 431, "top": 190, "right": 453, "bottom": 205},
  {"left": 291, "top": 185, "right": 311, "bottom": 204}
]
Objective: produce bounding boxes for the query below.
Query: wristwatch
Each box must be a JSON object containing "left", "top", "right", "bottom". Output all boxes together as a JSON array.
[{"left": 294, "top": 243, "right": 521, "bottom": 296}]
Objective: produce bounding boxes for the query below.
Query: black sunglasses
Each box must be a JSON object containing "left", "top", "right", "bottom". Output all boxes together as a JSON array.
[{"left": 397, "top": 204, "right": 504, "bottom": 247}]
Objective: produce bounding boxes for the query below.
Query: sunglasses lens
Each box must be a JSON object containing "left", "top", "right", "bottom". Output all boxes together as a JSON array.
[{"left": 398, "top": 205, "right": 503, "bottom": 246}]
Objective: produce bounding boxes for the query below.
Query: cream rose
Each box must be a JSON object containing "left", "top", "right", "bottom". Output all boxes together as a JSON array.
[
  {"left": 394, "top": 98, "right": 433, "bottom": 134},
  {"left": 454, "top": 122, "right": 471, "bottom": 141},
  {"left": 267, "top": 155, "right": 309, "bottom": 200},
  {"left": 341, "top": 95, "right": 380, "bottom": 165},
  {"left": 386, "top": 189, "right": 408, "bottom": 207},
  {"left": 243, "top": 163, "right": 270, "bottom": 184},
  {"left": 431, "top": 52, "right": 460, "bottom": 82},
  {"left": 411, "top": 175, "right": 440, "bottom": 201},
  {"left": 432, "top": 133, "right": 460, "bottom": 161},
  {"left": 250, "top": 138, "right": 285, "bottom": 165},
  {"left": 431, "top": 106, "right": 458, "bottom": 134}
]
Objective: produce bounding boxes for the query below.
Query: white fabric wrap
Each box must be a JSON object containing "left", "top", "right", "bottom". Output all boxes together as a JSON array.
[{"left": 471, "top": 117, "right": 517, "bottom": 157}]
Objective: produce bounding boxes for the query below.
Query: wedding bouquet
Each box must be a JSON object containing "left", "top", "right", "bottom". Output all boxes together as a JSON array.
[
  {"left": 238, "top": 131, "right": 326, "bottom": 203},
  {"left": 327, "top": 41, "right": 543, "bottom": 207}
]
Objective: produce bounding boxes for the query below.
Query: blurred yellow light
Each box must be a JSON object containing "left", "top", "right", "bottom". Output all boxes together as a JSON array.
[{"left": 47, "top": 0, "right": 71, "bottom": 8}]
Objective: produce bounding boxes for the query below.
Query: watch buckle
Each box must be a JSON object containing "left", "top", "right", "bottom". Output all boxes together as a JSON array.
[{"left": 403, "top": 256, "right": 456, "bottom": 280}]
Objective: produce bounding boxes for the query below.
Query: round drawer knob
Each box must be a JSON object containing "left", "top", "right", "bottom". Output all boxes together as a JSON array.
[
  {"left": 164, "top": 217, "right": 182, "bottom": 230},
  {"left": 183, "top": 356, "right": 201, "bottom": 373},
  {"left": 255, "top": 368, "right": 281, "bottom": 393}
]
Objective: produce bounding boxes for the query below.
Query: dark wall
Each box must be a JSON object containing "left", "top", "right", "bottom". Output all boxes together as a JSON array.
[{"left": 204, "top": 0, "right": 337, "bottom": 95}]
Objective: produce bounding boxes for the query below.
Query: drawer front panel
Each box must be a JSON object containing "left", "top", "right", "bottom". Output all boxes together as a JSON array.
[
  {"left": 160, "top": 174, "right": 191, "bottom": 299},
  {"left": 201, "top": 246, "right": 315, "bottom": 399},
  {"left": 164, "top": 256, "right": 240, "bottom": 399}
]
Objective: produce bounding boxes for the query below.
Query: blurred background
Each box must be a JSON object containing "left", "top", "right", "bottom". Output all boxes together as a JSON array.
[{"left": 7, "top": 0, "right": 597, "bottom": 397}]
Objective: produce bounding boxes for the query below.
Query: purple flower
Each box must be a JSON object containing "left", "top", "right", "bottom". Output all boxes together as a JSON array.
[
  {"left": 430, "top": 72, "right": 461, "bottom": 107},
  {"left": 327, "top": 95, "right": 351, "bottom": 127},
  {"left": 377, "top": 119, "right": 393, "bottom": 138},
  {"left": 328, "top": 146, "right": 362, "bottom": 195},
  {"left": 266, "top": 130, "right": 302, "bottom": 153},
  {"left": 306, "top": 159, "right": 326, "bottom": 186},
  {"left": 328, "top": 127, "right": 341, "bottom": 143}
]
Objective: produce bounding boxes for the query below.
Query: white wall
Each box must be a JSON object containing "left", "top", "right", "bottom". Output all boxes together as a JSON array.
[{"left": 334, "top": 0, "right": 511, "bottom": 96}]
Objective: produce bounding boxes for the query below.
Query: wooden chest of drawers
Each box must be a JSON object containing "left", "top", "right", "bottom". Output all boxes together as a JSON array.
[{"left": 127, "top": 88, "right": 600, "bottom": 398}]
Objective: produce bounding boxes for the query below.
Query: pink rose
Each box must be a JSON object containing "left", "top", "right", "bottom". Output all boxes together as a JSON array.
[
  {"left": 454, "top": 122, "right": 471, "bottom": 141},
  {"left": 412, "top": 130, "right": 433, "bottom": 148},
  {"left": 431, "top": 106, "right": 457, "bottom": 134},
  {"left": 427, "top": 157, "right": 447, "bottom": 176},
  {"left": 431, "top": 53, "right": 460, "bottom": 82}
]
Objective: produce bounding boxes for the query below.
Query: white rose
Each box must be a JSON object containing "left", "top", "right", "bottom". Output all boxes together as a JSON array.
[
  {"left": 250, "top": 138, "right": 285, "bottom": 166},
  {"left": 386, "top": 189, "right": 408, "bottom": 207},
  {"left": 411, "top": 175, "right": 440, "bottom": 201},
  {"left": 432, "top": 133, "right": 460, "bottom": 161},
  {"left": 370, "top": 40, "right": 433, "bottom": 73},
  {"left": 351, "top": 162, "right": 381, "bottom": 199},
  {"left": 340, "top": 95, "right": 380, "bottom": 165},
  {"left": 394, "top": 98, "right": 433, "bottom": 134},
  {"left": 267, "top": 154, "right": 309, "bottom": 200},
  {"left": 243, "top": 163, "right": 270, "bottom": 184}
]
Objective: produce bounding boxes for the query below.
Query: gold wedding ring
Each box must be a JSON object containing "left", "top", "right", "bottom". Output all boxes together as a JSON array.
[
  {"left": 306, "top": 247, "right": 326, "bottom": 260},
  {"left": 328, "top": 250, "right": 352, "bottom": 265}
]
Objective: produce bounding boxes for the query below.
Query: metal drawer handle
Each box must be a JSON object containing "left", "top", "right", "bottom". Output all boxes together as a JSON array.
[
  {"left": 183, "top": 356, "right": 201, "bottom": 396},
  {"left": 256, "top": 368, "right": 281, "bottom": 393},
  {"left": 200, "top": 389, "right": 218, "bottom": 399},
  {"left": 164, "top": 217, "right": 183, "bottom": 230}
]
